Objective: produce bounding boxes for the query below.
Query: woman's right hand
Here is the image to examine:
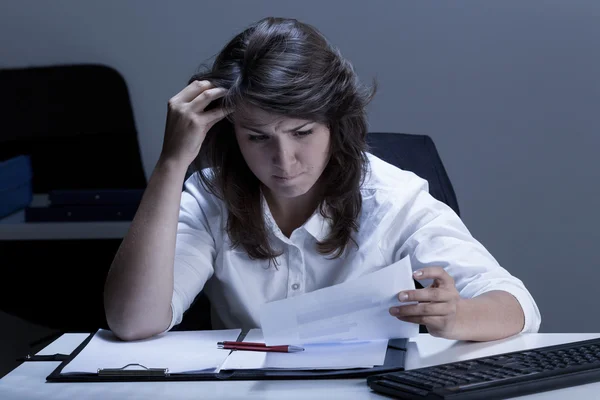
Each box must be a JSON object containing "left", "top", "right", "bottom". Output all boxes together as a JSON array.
[{"left": 159, "top": 80, "right": 230, "bottom": 167}]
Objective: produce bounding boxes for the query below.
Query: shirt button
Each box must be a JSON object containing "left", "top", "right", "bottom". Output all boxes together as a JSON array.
[{"left": 292, "top": 283, "right": 300, "bottom": 290}]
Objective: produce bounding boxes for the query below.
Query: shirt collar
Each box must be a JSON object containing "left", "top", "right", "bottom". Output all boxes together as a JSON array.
[
  {"left": 260, "top": 189, "right": 332, "bottom": 242},
  {"left": 260, "top": 191, "right": 277, "bottom": 231},
  {"left": 302, "top": 209, "right": 332, "bottom": 242}
]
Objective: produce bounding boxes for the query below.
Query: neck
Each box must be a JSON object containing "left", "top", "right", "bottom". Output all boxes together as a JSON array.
[{"left": 263, "top": 184, "right": 324, "bottom": 237}]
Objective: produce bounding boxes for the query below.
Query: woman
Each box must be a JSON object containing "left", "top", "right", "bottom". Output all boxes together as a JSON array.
[{"left": 104, "top": 17, "right": 541, "bottom": 342}]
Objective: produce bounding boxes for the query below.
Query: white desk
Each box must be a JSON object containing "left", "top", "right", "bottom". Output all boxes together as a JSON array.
[
  {"left": 0, "top": 195, "right": 129, "bottom": 240},
  {"left": 1, "top": 333, "right": 600, "bottom": 400}
]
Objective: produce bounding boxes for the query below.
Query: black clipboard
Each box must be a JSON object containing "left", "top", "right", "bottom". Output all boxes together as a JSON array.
[{"left": 46, "top": 332, "right": 407, "bottom": 382}]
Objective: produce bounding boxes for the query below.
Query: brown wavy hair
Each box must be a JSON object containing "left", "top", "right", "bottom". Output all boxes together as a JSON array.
[{"left": 189, "top": 17, "right": 377, "bottom": 263}]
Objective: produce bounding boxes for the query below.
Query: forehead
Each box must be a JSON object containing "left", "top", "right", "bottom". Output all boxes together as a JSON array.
[{"left": 233, "top": 104, "right": 310, "bottom": 129}]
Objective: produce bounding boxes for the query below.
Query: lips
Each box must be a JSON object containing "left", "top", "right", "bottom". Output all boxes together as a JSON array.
[{"left": 273, "top": 173, "right": 302, "bottom": 180}]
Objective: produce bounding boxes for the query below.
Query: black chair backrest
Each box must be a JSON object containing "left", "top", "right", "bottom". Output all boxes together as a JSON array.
[
  {"left": 0, "top": 63, "right": 146, "bottom": 192},
  {"left": 366, "top": 132, "right": 460, "bottom": 216}
]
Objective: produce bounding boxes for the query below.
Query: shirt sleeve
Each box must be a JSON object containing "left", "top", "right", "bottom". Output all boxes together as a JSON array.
[
  {"left": 386, "top": 177, "right": 542, "bottom": 334},
  {"left": 164, "top": 172, "right": 218, "bottom": 331}
]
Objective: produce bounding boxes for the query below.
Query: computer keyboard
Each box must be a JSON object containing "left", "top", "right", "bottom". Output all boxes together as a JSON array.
[{"left": 367, "top": 337, "right": 600, "bottom": 399}]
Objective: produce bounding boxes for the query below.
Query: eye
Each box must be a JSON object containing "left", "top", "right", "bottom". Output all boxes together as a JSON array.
[
  {"left": 248, "top": 134, "right": 269, "bottom": 142},
  {"left": 294, "top": 129, "right": 313, "bottom": 137}
]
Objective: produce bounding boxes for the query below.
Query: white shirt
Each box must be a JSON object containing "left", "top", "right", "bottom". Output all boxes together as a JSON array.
[{"left": 168, "top": 153, "right": 541, "bottom": 333}]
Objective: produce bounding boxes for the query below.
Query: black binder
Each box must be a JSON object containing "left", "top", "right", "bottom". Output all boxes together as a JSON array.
[
  {"left": 46, "top": 331, "right": 408, "bottom": 382},
  {"left": 25, "top": 204, "right": 138, "bottom": 222},
  {"left": 48, "top": 189, "right": 144, "bottom": 206}
]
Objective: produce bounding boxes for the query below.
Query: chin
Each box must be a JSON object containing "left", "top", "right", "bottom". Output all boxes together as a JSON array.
[
  {"left": 264, "top": 177, "right": 315, "bottom": 197},
  {"left": 270, "top": 185, "right": 311, "bottom": 198}
]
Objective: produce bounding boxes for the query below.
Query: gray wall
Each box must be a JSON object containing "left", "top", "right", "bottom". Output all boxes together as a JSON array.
[{"left": 1, "top": 0, "right": 599, "bottom": 371}]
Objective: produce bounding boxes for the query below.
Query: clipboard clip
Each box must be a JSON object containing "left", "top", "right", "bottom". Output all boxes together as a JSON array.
[{"left": 98, "top": 363, "right": 169, "bottom": 377}]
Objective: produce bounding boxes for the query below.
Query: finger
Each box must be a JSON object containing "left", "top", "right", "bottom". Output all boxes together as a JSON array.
[
  {"left": 189, "top": 87, "right": 228, "bottom": 112},
  {"left": 172, "top": 80, "right": 214, "bottom": 104},
  {"left": 389, "top": 302, "right": 452, "bottom": 318},
  {"left": 398, "top": 287, "right": 454, "bottom": 303},
  {"left": 393, "top": 315, "right": 440, "bottom": 327},
  {"left": 392, "top": 315, "right": 425, "bottom": 325},
  {"left": 413, "top": 266, "right": 454, "bottom": 287},
  {"left": 200, "top": 106, "right": 232, "bottom": 128}
]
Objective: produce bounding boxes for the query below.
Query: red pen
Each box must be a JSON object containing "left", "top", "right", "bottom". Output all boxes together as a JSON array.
[{"left": 217, "top": 341, "right": 304, "bottom": 353}]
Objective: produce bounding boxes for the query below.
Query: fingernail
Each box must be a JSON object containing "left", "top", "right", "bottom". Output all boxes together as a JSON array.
[
  {"left": 389, "top": 308, "right": 400, "bottom": 315},
  {"left": 399, "top": 292, "right": 409, "bottom": 301},
  {"left": 413, "top": 270, "right": 423, "bottom": 277}
]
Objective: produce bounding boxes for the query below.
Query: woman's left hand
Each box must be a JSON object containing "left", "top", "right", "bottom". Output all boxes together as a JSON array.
[{"left": 389, "top": 266, "right": 463, "bottom": 339}]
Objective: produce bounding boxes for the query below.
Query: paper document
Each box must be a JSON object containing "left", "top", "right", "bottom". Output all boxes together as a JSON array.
[
  {"left": 61, "top": 329, "right": 241, "bottom": 374},
  {"left": 259, "top": 256, "right": 419, "bottom": 346},
  {"left": 220, "top": 329, "right": 389, "bottom": 370}
]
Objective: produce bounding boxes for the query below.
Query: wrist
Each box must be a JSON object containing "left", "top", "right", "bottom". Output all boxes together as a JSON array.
[
  {"left": 440, "top": 298, "right": 471, "bottom": 341},
  {"left": 451, "top": 298, "right": 470, "bottom": 339},
  {"left": 155, "top": 155, "right": 191, "bottom": 177}
]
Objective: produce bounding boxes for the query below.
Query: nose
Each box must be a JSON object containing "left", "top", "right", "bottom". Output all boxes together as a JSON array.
[{"left": 271, "top": 137, "right": 296, "bottom": 173}]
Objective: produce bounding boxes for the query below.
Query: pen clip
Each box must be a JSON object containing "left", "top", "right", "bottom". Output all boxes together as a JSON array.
[{"left": 218, "top": 341, "right": 266, "bottom": 347}]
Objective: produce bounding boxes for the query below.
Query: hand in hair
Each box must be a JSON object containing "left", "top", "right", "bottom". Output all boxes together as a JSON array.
[{"left": 160, "top": 80, "right": 230, "bottom": 167}]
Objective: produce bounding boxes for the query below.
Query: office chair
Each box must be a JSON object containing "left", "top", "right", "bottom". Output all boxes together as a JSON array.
[
  {"left": 176, "top": 132, "right": 460, "bottom": 332},
  {"left": 0, "top": 64, "right": 146, "bottom": 191},
  {"left": 0, "top": 64, "right": 146, "bottom": 337}
]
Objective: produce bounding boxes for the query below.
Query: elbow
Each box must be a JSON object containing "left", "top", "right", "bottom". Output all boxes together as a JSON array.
[
  {"left": 110, "top": 326, "right": 160, "bottom": 342},
  {"left": 107, "top": 324, "right": 142, "bottom": 342},
  {"left": 106, "top": 316, "right": 171, "bottom": 342},
  {"left": 104, "top": 298, "right": 173, "bottom": 342}
]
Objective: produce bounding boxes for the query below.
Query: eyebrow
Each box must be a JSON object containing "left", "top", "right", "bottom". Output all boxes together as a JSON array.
[{"left": 240, "top": 122, "right": 312, "bottom": 135}]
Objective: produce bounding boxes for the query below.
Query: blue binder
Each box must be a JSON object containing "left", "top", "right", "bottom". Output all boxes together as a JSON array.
[{"left": 0, "top": 155, "right": 33, "bottom": 219}]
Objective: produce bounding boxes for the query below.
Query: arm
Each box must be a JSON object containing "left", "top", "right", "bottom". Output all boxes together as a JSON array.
[
  {"left": 383, "top": 178, "right": 541, "bottom": 340},
  {"left": 103, "top": 157, "right": 188, "bottom": 341},
  {"left": 454, "top": 290, "right": 525, "bottom": 341},
  {"left": 103, "top": 80, "right": 229, "bottom": 341}
]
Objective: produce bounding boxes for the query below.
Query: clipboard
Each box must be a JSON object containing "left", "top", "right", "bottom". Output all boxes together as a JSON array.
[{"left": 45, "top": 332, "right": 408, "bottom": 382}]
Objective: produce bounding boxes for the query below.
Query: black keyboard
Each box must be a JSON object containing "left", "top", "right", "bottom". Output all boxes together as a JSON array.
[{"left": 367, "top": 337, "right": 600, "bottom": 399}]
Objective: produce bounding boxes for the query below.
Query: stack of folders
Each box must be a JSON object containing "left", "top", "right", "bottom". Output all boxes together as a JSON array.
[
  {"left": 46, "top": 258, "right": 419, "bottom": 382},
  {"left": 25, "top": 189, "right": 144, "bottom": 222}
]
